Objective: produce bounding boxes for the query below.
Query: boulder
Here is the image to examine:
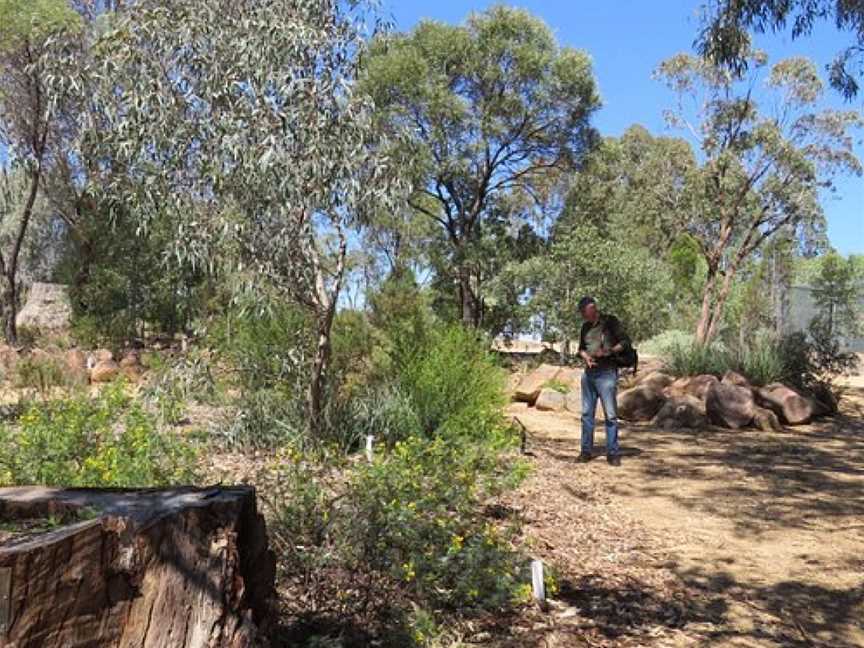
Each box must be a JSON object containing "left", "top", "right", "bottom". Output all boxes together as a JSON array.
[
  {"left": 617, "top": 385, "right": 665, "bottom": 421},
  {"left": 93, "top": 348, "right": 114, "bottom": 363},
  {"left": 565, "top": 387, "right": 583, "bottom": 414},
  {"left": 90, "top": 359, "right": 120, "bottom": 383},
  {"left": 753, "top": 406, "right": 783, "bottom": 432},
  {"left": 0, "top": 486, "right": 274, "bottom": 648},
  {"left": 122, "top": 364, "right": 145, "bottom": 383},
  {"left": 555, "top": 367, "right": 583, "bottom": 390},
  {"left": 513, "top": 363, "right": 561, "bottom": 404},
  {"left": 722, "top": 370, "right": 751, "bottom": 388},
  {"left": 706, "top": 382, "right": 755, "bottom": 429},
  {"left": 636, "top": 371, "right": 675, "bottom": 393},
  {"left": 756, "top": 383, "right": 815, "bottom": 425},
  {"left": 119, "top": 351, "right": 141, "bottom": 368},
  {"left": 667, "top": 374, "right": 719, "bottom": 400},
  {"left": 504, "top": 372, "right": 523, "bottom": 397},
  {"left": 652, "top": 395, "right": 707, "bottom": 430},
  {"left": 66, "top": 349, "right": 87, "bottom": 372},
  {"left": 535, "top": 388, "right": 566, "bottom": 412},
  {"left": 15, "top": 283, "right": 72, "bottom": 334}
]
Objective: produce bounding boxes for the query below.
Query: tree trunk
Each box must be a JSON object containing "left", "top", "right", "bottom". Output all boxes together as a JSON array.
[
  {"left": 458, "top": 267, "right": 482, "bottom": 328},
  {"left": 695, "top": 269, "right": 718, "bottom": 345},
  {"left": 0, "top": 485, "right": 275, "bottom": 648},
  {"left": 308, "top": 317, "right": 333, "bottom": 437},
  {"left": 2, "top": 277, "right": 18, "bottom": 345},
  {"left": 305, "top": 224, "right": 347, "bottom": 438}
]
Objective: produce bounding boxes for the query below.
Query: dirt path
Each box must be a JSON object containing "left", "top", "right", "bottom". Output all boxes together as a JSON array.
[{"left": 504, "top": 388, "right": 864, "bottom": 648}]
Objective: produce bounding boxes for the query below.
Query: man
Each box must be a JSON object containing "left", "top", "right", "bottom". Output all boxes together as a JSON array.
[{"left": 576, "top": 296, "right": 630, "bottom": 466}]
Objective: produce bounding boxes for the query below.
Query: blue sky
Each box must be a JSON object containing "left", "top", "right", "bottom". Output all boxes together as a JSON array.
[{"left": 385, "top": 0, "right": 864, "bottom": 255}]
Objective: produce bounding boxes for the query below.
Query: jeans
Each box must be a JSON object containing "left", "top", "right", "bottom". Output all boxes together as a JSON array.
[{"left": 581, "top": 367, "right": 620, "bottom": 457}]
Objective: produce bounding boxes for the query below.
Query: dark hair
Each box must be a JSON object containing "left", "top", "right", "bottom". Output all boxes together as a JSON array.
[{"left": 577, "top": 296, "right": 596, "bottom": 311}]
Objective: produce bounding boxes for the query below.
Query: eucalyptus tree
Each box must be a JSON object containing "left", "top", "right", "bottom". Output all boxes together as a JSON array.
[
  {"left": 697, "top": 0, "right": 864, "bottom": 99},
  {"left": 71, "top": 0, "right": 401, "bottom": 433},
  {"left": 652, "top": 52, "right": 861, "bottom": 344},
  {"left": 362, "top": 6, "right": 600, "bottom": 327},
  {"left": 811, "top": 252, "right": 863, "bottom": 339},
  {"left": 0, "top": 0, "right": 82, "bottom": 342}
]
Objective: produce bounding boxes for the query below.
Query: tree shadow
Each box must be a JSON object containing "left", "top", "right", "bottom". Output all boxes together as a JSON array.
[
  {"left": 674, "top": 564, "right": 864, "bottom": 647},
  {"left": 615, "top": 404, "right": 864, "bottom": 534}
]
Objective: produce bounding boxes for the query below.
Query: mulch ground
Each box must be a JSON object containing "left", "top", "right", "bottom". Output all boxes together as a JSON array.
[{"left": 456, "top": 437, "right": 715, "bottom": 647}]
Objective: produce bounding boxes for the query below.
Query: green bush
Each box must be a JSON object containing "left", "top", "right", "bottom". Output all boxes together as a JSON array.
[
  {"left": 0, "top": 384, "right": 198, "bottom": 487},
  {"left": 663, "top": 339, "right": 731, "bottom": 378},
  {"left": 209, "top": 298, "right": 312, "bottom": 393},
  {"left": 341, "top": 436, "right": 524, "bottom": 610},
  {"left": 141, "top": 349, "right": 218, "bottom": 425},
  {"left": 734, "top": 331, "right": 788, "bottom": 386},
  {"left": 207, "top": 298, "right": 314, "bottom": 449},
  {"left": 639, "top": 329, "right": 695, "bottom": 356},
  {"left": 394, "top": 325, "right": 506, "bottom": 440},
  {"left": 14, "top": 355, "right": 75, "bottom": 394},
  {"left": 218, "top": 387, "right": 307, "bottom": 451},
  {"left": 266, "top": 433, "right": 528, "bottom": 642}
]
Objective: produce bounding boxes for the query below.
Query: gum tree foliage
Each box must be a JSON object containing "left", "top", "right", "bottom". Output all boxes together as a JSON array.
[
  {"left": 362, "top": 6, "right": 600, "bottom": 327},
  {"left": 0, "top": 168, "right": 67, "bottom": 288},
  {"left": 66, "top": 0, "right": 401, "bottom": 434},
  {"left": 503, "top": 223, "right": 674, "bottom": 351},
  {"left": 810, "top": 252, "right": 863, "bottom": 339},
  {"left": 652, "top": 52, "right": 861, "bottom": 344},
  {"left": 0, "top": 0, "right": 82, "bottom": 342},
  {"left": 697, "top": 0, "right": 864, "bottom": 99}
]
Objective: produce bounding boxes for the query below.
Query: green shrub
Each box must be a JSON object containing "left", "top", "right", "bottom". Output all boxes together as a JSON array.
[
  {"left": 734, "top": 331, "right": 787, "bottom": 386},
  {"left": 14, "top": 354, "right": 76, "bottom": 394},
  {"left": 639, "top": 329, "right": 694, "bottom": 357},
  {"left": 266, "top": 434, "right": 528, "bottom": 639},
  {"left": 663, "top": 339, "right": 731, "bottom": 377},
  {"left": 342, "top": 436, "right": 525, "bottom": 610},
  {"left": 217, "top": 387, "right": 307, "bottom": 451},
  {"left": 141, "top": 349, "right": 218, "bottom": 425},
  {"left": 394, "top": 325, "right": 506, "bottom": 440},
  {"left": 209, "top": 299, "right": 312, "bottom": 393},
  {"left": 330, "top": 386, "right": 422, "bottom": 451},
  {"left": 778, "top": 321, "right": 860, "bottom": 399},
  {"left": 0, "top": 384, "right": 197, "bottom": 487},
  {"left": 206, "top": 298, "right": 314, "bottom": 449}
]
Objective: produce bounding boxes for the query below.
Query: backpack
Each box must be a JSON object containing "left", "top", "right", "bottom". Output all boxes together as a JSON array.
[
  {"left": 612, "top": 344, "right": 639, "bottom": 374},
  {"left": 600, "top": 317, "right": 639, "bottom": 374}
]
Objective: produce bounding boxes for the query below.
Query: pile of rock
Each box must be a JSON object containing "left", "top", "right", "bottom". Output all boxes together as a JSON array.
[
  {"left": 511, "top": 363, "right": 583, "bottom": 414},
  {"left": 618, "top": 369, "right": 829, "bottom": 431},
  {"left": 510, "top": 362, "right": 831, "bottom": 432},
  {"left": 71, "top": 348, "right": 148, "bottom": 384},
  {"left": 0, "top": 345, "right": 148, "bottom": 385}
]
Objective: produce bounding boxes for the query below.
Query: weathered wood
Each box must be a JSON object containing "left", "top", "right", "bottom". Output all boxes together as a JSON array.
[{"left": 0, "top": 486, "right": 274, "bottom": 648}]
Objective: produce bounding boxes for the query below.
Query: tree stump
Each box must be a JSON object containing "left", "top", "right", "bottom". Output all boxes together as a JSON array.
[{"left": 0, "top": 486, "right": 275, "bottom": 648}]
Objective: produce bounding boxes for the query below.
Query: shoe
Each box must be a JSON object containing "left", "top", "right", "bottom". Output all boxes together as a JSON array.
[
  {"left": 577, "top": 453, "right": 592, "bottom": 463},
  {"left": 607, "top": 454, "right": 621, "bottom": 467}
]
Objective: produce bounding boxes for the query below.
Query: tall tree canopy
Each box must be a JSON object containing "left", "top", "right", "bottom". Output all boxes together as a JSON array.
[
  {"left": 0, "top": 0, "right": 81, "bottom": 342},
  {"left": 66, "top": 0, "right": 400, "bottom": 433},
  {"left": 362, "top": 6, "right": 600, "bottom": 327},
  {"left": 652, "top": 52, "right": 861, "bottom": 344},
  {"left": 698, "top": 0, "right": 864, "bottom": 99}
]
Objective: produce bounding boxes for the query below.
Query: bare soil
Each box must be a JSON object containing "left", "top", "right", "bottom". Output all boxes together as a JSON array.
[{"left": 500, "top": 387, "right": 864, "bottom": 647}]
